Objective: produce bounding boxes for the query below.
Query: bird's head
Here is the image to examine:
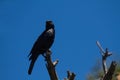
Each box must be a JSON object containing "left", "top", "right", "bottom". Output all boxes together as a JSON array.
[{"left": 46, "top": 20, "right": 54, "bottom": 30}]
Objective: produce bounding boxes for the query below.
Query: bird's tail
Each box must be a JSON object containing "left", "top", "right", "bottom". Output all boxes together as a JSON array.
[
  {"left": 28, "top": 57, "right": 37, "bottom": 75},
  {"left": 28, "top": 59, "right": 35, "bottom": 75}
]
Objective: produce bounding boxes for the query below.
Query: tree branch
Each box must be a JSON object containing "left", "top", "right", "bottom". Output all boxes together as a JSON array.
[
  {"left": 102, "top": 48, "right": 112, "bottom": 74},
  {"left": 96, "top": 41, "right": 112, "bottom": 74},
  {"left": 44, "top": 50, "right": 76, "bottom": 80},
  {"left": 64, "top": 71, "right": 76, "bottom": 80},
  {"left": 45, "top": 50, "right": 59, "bottom": 80},
  {"left": 96, "top": 41, "right": 117, "bottom": 80},
  {"left": 103, "top": 61, "right": 117, "bottom": 80}
]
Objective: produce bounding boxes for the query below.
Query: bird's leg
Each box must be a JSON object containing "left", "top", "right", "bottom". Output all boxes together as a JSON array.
[
  {"left": 47, "top": 49, "right": 52, "bottom": 54},
  {"left": 43, "top": 49, "right": 52, "bottom": 61}
]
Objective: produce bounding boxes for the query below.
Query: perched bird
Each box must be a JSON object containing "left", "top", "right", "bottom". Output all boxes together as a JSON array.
[{"left": 28, "top": 21, "right": 55, "bottom": 75}]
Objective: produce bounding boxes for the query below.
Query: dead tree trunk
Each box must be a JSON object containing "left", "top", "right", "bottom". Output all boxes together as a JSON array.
[{"left": 96, "top": 41, "right": 117, "bottom": 80}]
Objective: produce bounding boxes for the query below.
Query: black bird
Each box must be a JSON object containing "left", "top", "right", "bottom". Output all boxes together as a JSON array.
[{"left": 28, "top": 21, "right": 55, "bottom": 75}]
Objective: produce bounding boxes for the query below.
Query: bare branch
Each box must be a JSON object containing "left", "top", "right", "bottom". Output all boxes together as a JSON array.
[
  {"left": 44, "top": 50, "right": 76, "bottom": 80},
  {"left": 96, "top": 41, "right": 112, "bottom": 74},
  {"left": 103, "top": 61, "right": 117, "bottom": 80},
  {"left": 102, "top": 48, "right": 112, "bottom": 74},
  {"left": 64, "top": 71, "right": 76, "bottom": 80},
  {"left": 96, "top": 41, "right": 117, "bottom": 80},
  {"left": 96, "top": 41, "right": 105, "bottom": 56},
  {"left": 45, "top": 50, "right": 59, "bottom": 80}
]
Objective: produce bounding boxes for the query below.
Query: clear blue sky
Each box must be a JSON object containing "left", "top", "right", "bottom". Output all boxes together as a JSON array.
[{"left": 0, "top": 0, "right": 120, "bottom": 80}]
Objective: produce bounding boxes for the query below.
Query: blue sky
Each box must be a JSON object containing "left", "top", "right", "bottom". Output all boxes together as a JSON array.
[{"left": 0, "top": 0, "right": 120, "bottom": 80}]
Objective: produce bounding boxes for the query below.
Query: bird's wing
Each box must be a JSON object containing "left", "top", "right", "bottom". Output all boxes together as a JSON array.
[
  {"left": 28, "top": 31, "right": 46, "bottom": 57},
  {"left": 28, "top": 28, "right": 55, "bottom": 58}
]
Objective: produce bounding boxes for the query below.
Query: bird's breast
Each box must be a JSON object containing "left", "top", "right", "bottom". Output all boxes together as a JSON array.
[{"left": 46, "top": 28, "right": 54, "bottom": 36}]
